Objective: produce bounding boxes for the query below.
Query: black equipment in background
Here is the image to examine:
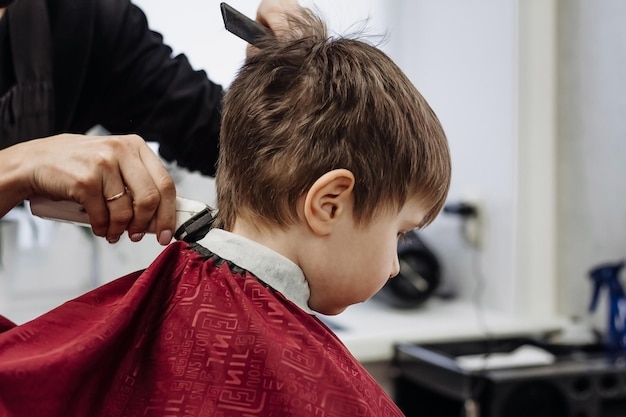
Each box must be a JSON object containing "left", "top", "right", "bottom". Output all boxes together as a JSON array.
[
  {"left": 374, "top": 231, "right": 441, "bottom": 308},
  {"left": 393, "top": 337, "right": 626, "bottom": 417}
]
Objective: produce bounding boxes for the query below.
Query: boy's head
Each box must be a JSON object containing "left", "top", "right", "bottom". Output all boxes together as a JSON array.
[
  {"left": 215, "top": 8, "right": 450, "bottom": 314},
  {"left": 216, "top": 9, "right": 450, "bottom": 231}
]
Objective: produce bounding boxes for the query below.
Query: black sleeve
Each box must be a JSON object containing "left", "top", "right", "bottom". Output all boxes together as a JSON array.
[{"left": 57, "top": 0, "right": 224, "bottom": 176}]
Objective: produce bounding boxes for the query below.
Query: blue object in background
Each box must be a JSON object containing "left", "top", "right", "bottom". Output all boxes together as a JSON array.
[{"left": 588, "top": 260, "right": 626, "bottom": 352}]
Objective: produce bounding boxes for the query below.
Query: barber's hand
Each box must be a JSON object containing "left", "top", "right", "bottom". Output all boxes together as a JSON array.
[
  {"left": 255, "top": 0, "right": 299, "bottom": 36},
  {"left": 11, "top": 134, "right": 176, "bottom": 245}
]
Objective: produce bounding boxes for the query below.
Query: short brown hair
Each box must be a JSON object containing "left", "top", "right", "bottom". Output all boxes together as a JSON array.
[{"left": 215, "top": 9, "right": 450, "bottom": 231}]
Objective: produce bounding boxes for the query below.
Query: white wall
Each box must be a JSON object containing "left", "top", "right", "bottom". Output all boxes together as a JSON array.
[
  {"left": 387, "top": 0, "right": 523, "bottom": 314},
  {"left": 557, "top": 0, "right": 626, "bottom": 327}
]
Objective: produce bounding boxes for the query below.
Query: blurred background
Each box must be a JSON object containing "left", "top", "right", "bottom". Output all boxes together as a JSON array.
[{"left": 1, "top": 0, "right": 625, "bottom": 359}]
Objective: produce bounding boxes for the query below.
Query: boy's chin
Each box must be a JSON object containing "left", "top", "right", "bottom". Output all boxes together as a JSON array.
[{"left": 312, "top": 304, "right": 348, "bottom": 316}]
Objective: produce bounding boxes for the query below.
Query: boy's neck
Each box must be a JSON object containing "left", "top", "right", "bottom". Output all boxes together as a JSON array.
[{"left": 231, "top": 219, "right": 305, "bottom": 268}]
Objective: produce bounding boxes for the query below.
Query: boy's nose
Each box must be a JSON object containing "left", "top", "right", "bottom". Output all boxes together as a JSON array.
[{"left": 389, "top": 254, "right": 400, "bottom": 279}]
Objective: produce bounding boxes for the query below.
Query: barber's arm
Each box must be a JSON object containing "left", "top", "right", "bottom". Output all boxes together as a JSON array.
[
  {"left": 61, "top": 0, "right": 299, "bottom": 177},
  {"left": 0, "top": 0, "right": 298, "bottom": 243},
  {"left": 59, "top": 0, "right": 223, "bottom": 176},
  {"left": 0, "top": 134, "right": 176, "bottom": 245}
]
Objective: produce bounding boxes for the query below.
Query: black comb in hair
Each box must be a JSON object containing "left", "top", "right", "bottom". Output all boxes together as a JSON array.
[{"left": 220, "top": 3, "right": 272, "bottom": 47}]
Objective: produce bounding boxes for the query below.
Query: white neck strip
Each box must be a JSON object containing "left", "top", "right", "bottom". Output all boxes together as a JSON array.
[{"left": 196, "top": 229, "right": 314, "bottom": 314}]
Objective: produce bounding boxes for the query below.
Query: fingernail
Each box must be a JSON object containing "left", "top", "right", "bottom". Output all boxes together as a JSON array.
[
  {"left": 107, "top": 236, "right": 120, "bottom": 244},
  {"left": 130, "top": 232, "right": 145, "bottom": 242},
  {"left": 158, "top": 229, "right": 173, "bottom": 246}
]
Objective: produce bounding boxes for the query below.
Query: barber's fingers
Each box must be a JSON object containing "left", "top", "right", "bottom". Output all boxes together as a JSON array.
[
  {"left": 25, "top": 133, "right": 176, "bottom": 244},
  {"left": 73, "top": 137, "right": 134, "bottom": 241},
  {"left": 80, "top": 189, "right": 111, "bottom": 239},
  {"left": 102, "top": 185, "right": 133, "bottom": 244},
  {"left": 140, "top": 145, "right": 176, "bottom": 245},
  {"left": 25, "top": 135, "right": 106, "bottom": 238},
  {"left": 116, "top": 135, "right": 176, "bottom": 245},
  {"left": 255, "top": 0, "right": 299, "bottom": 35}
]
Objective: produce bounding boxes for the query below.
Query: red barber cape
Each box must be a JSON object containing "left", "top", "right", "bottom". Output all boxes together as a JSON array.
[{"left": 0, "top": 241, "right": 404, "bottom": 417}]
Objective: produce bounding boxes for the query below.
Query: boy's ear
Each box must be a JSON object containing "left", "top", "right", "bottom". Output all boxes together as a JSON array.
[{"left": 303, "top": 169, "right": 355, "bottom": 236}]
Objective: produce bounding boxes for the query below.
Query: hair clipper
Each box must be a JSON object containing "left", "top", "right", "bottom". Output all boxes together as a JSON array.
[{"left": 29, "top": 196, "right": 216, "bottom": 243}]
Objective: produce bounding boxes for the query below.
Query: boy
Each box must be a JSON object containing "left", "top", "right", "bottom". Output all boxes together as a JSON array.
[{"left": 0, "top": 7, "right": 450, "bottom": 417}]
